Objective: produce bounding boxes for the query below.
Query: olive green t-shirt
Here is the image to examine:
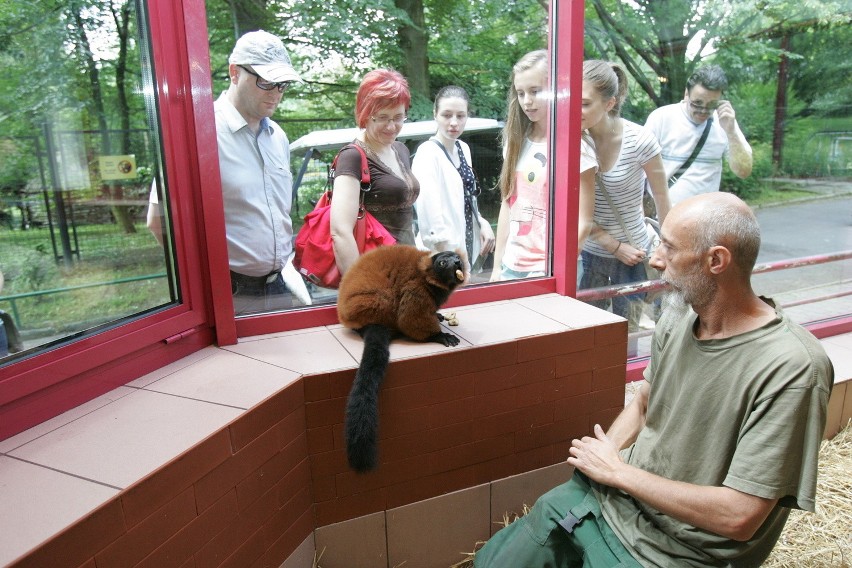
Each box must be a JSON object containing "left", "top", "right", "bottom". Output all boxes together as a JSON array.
[{"left": 595, "top": 299, "right": 833, "bottom": 567}]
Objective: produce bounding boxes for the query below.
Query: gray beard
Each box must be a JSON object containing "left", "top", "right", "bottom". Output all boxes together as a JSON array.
[
  {"left": 662, "top": 271, "right": 717, "bottom": 312},
  {"left": 661, "top": 290, "right": 691, "bottom": 315}
]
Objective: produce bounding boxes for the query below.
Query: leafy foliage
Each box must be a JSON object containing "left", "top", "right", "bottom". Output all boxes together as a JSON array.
[
  {"left": 205, "top": 0, "right": 548, "bottom": 128},
  {"left": 584, "top": 0, "right": 850, "bottom": 109}
]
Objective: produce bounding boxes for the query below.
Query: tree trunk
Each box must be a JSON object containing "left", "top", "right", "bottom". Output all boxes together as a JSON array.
[
  {"left": 114, "top": 1, "right": 131, "bottom": 153},
  {"left": 112, "top": 0, "right": 136, "bottom": 233},
  {"left": 647, "top": 0, "right": 691, "bottom": 104},
  {"left": 394, "top": 0, "right": 429, "bottom": 102},
  {"left": 73, "top": 5, "right": 136, "bottom": 234},
  {"left": 772, "top": 33, "right": 790, "bottom": 175},
  {"left": 227, "top": 0, "right": 270, "bottom": 38}
]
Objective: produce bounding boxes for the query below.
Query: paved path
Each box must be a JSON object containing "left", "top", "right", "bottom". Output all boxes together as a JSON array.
[
  {"left": 635, "top": 179, "right": 852, "bottom": 357},
  {"left": 751, "top": 180, "right": 852, "bottom": 323}
]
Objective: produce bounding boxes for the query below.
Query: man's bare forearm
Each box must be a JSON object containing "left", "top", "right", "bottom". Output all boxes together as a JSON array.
[
  {"left": 605, "top": 380, "right": 649, "bottom": 449},
  {"left": 727, "top": 124, "right": 753, "bottom": 179}
]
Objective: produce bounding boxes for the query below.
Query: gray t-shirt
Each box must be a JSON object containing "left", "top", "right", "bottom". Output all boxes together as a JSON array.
[{"left": 594, "top": 299, "right": 833, "bottom": 567}]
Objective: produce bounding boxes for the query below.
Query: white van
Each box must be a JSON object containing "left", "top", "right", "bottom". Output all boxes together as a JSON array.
[{"left": 288, "top": 118, "right": 504, "bottom": 220}]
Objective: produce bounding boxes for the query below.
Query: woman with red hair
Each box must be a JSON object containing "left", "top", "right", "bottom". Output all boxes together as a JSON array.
[{"left": 330, "top": 69, "right": 420, "bottom": 278}]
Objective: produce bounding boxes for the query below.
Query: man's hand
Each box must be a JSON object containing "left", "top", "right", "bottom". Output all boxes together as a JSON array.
[
  {"left": 716, "top": 100, "right": 753, "bottom": 178},
  {"left": 570, "top": 425, "right": 778, "bottom": 541},
  {"left": 715, "top": 100, "right": 738, "bottom": 134},
  {"left": 567, "top": 423, "right": 625, "bottom": 487}
]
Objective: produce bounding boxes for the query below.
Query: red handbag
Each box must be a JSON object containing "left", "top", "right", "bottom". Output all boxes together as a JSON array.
[{"left": 293, "top": 143, "right": 396, "bottom": 288}]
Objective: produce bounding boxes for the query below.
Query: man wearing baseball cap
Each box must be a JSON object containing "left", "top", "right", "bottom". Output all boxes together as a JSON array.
[{"left": 218, "top": 30, "right": 307, "bottom": 314}]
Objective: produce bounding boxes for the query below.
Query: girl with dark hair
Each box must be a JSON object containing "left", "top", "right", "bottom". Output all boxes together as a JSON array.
[{"left": 412, "top": 85, "right": 495, "bottom": 275}]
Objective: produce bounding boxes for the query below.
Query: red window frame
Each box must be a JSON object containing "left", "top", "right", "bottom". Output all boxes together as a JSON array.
[{"left": 0, "top": 0, "right": 227, "bottom": 439}]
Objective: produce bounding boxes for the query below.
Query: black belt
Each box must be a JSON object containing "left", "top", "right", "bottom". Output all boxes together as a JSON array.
[{"left": 229, "top": 270, "right": 280, "bottom": 286}]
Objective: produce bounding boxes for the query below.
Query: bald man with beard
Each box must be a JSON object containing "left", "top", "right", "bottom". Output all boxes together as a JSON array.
[{"left": 475, "top": 192, "right": 833, "bottom": 568}]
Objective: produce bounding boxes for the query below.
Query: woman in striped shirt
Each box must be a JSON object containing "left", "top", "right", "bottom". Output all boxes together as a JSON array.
[{"left": 579, "top": 60, "right": 670, "bottom": 331}]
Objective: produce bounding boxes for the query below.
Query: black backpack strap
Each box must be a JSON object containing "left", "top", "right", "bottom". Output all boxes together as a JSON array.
[
  {"left": 669, "top": 117, "right": 713, "bottom": 186},
  {"left": 432, "top": 138, "right": 455, "bottom": 164}
]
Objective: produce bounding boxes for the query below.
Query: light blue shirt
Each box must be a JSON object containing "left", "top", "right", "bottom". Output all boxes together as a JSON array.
[{"left": 215, "top": 92, "right": 293, "bottom": 277}]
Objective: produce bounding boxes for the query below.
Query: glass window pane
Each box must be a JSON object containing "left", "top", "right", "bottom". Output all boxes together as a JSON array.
[
  {"left": 576, "top": 2, "right": 852, "bottom": 358},
  {"left": 204, "top": 1, "right": 555, "bottom": 317},
  {"left": 0, "top": 1, "right": 177, "bottom": 363}
]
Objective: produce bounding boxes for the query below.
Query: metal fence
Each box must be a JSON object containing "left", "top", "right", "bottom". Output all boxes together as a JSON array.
[{"left": 1, "top": 126, "right": 157, "bottom": 267}]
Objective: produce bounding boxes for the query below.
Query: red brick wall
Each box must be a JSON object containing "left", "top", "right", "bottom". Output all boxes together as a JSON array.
[{"left": 11, "top": 321, "right": 626, "bottom": 568}]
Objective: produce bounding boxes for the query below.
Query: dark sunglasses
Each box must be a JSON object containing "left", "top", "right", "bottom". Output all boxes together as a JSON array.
[
  {"left": 238, "top": 65, "right": 291, "bottom": 93},
  {"left": 687, "top": 96, "right": 722, "bottom": 114}
]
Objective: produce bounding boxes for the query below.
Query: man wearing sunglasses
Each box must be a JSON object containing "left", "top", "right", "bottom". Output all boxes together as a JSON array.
[
  {"left": 149, "top": 30, "right": 308, "bottom": 311},
  {"left": 645, "top": 65, "right": 752, "bottom": 206},
  {"left": 218, "top": 30, "right": 306, "bottom": 314}
]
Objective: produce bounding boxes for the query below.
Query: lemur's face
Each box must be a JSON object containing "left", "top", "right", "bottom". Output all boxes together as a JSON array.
[{"left": 432, "top": 251, "right": 466, "bottom": 286}]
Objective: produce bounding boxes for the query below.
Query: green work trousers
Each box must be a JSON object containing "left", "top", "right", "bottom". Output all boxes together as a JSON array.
[{"left": 474, "top": 472, "right": 643, "bottom": 568}]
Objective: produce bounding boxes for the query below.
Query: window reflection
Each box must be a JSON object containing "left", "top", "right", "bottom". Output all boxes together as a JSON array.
[
  {"left": 206, "top": 1, "right": 552, "bottom": 315},
  {"left": 578, "top": 3, "right": 852, "bottom": 358},
  {"left": 0, "top": 1, "right": 176, "bottom": 364}
]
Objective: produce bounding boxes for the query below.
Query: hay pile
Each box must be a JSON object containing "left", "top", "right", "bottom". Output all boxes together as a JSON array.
[
  {"left": 762, "top": 419, "right": 852, "bottom": 567},
  {"left": 452, "top": 420, "right": 852, "bottom": 568}
]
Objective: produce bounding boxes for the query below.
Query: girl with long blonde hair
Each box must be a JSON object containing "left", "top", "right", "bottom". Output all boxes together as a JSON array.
[{"left": 491, "top": 49, "right": 550, "bottom": 282}]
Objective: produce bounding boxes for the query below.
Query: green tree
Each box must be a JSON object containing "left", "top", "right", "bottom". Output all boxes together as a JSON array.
[
  {"left": 585, "top": 0, "right": 847, "bottom": 106},
  {"left": 422, "top": 1, "right": 548, "bottom": 119},
  {"left": 203, "top": 0, "right": 548, "bottom": 128},
  {"left": 69, "top": 0, "right": 137, "bottom": 233},
  {"left": 0, "top": 0, "right": 152, "bottom": 235},
  {"left": 584, "top": 0, "right": 850, "bottom": 173}
]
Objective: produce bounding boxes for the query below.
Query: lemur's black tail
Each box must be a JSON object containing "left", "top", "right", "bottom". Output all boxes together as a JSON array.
[{"left": 345, "top": 324, "right": 393, "bottom": 472}]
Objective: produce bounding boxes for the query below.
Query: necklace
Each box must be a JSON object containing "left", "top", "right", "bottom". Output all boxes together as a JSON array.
[{"left": 359, "top": 138, "right": 392, "bottom": 167}]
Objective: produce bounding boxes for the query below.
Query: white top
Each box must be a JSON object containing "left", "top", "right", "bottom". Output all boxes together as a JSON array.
[
  {"left": 412, "top": 138, "right": 486, "bottom": 262},
  {"left": 502, "top": 137, "right": 549, "bottom": 273},
  {"left": 214, "top": 92, "right": 294, "bottom": 277},
  {"left": 644, "top": 102, "right": 730, "bottom": 205},
  {"left": 584, "top": 119, "right": 660, "bottom": 258}
]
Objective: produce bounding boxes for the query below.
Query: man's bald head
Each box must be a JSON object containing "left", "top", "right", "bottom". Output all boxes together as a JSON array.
[{"left": 668, "top": 193, "right": 761, "bottom": 275}]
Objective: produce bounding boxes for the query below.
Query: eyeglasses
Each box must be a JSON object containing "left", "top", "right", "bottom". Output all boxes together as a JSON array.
[
  {"left": 238, "top": 65, "right": 291, "bottom": 92},
  {"left": 687, "top": 96, "right": 721, "bottom": 114},
  {"left": 370, "top": 114, "right": 408, "bottom": 127}
]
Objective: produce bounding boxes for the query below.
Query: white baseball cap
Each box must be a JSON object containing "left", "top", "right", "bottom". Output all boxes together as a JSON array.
[{"left": 228, "top": 30, "right": 302, "bottom": 83}]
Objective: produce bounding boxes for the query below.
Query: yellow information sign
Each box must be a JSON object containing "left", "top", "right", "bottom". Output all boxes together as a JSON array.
[{"left": 99, "top": 154, "right": 137, "bottom": 181}]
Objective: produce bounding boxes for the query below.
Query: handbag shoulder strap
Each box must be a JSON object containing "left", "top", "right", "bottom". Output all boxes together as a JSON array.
[
  {"left": 330, "top": 143, "right": 371, "bottom": 187},
  {"left": 597, "top": 174, "right": 640, "bottom": 251},
  {"left": 670, "top": 117, "right": 713, "bottom": 183},
  {"left": 349, "top": 142, "right": 371, "bottom": 188},
  {"left": 327, "top": 143, "right": 372, "bottom": 206}
]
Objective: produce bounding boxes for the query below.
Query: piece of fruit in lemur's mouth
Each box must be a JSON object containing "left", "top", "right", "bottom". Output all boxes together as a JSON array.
[{"left": 455, "top": 269, "right": 464, "bottom": 281}]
